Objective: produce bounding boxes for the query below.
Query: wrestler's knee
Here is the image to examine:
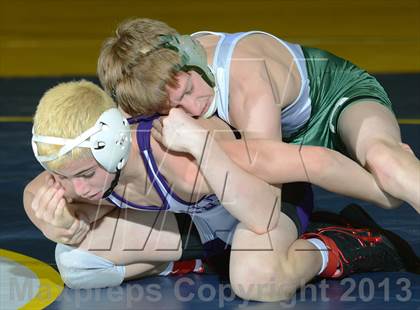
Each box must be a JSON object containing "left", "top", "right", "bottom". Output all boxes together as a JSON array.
[
  {"left": 365, "top": 141, "right": 401, "bottom": 178},
  {"left": 364, "top": 140, "right": 407, "bottom": 208},
  {"left": 366, "top": 139, "right": 399, "bottom": 168},
  {"left": 55, "top": 243, "right": 125, "bottom": 289},
  {"left": 229, "top": 255, "right": 296, "bottom": 302}
]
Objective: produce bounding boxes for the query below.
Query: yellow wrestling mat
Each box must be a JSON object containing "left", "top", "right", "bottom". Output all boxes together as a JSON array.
[
  {"left": 0, "top": 249, "right": 63, "bottom": 309},
  {"left": 1, "top": 0, "right": 419, "bottom": 76}
]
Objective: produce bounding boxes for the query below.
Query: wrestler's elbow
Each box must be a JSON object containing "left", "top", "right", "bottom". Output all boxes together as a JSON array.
[
  {"left": 23, "top": 183, "right": 37, "bottom": 223},
  {"left": 247, "top": 224, "right": 270, "bottom": 235},
  {"left": 249, "top": 221, "right": 278, "bottom": 235}
]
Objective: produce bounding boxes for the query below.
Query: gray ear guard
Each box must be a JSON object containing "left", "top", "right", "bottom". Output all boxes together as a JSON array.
[
  {"left": 32, "top": 108, "right": 131, "bottom": 173},
  {"left": 159, "top": 34, "right": 215, "bottom": 88}
]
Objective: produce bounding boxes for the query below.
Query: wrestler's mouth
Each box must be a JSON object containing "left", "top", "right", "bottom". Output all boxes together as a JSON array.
[
  {"left": 200, "top": 96, "right": 212, "bottom": 117},
  {"left": 87, "top": 192, "right": 102, "bottom": 200}
]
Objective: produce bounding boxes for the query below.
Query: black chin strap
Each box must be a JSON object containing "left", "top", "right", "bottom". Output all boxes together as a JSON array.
[{"left": 102, "top": 169, "right": 121, "bottom": 199}]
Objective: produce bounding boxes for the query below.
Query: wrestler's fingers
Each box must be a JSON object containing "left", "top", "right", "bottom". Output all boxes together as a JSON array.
[
  {"left": 48, "top": 187, "right": 64, "bottom": 210},
  {"left": 158, "top": 115, "right": 169, "bottom": 128},
  {"left": 33, "top": 174, "right": 55, "bottom": 211},
  {"left": 152, "top": 119, "right": 163, "bottom": 133},
  {"left": 54, "top": 197, "right": 66, "bottom": 221},
  {"left": 151, "top": 127, "right": 163, "bottom": 144},
  {"left": 34, "top": 187, "right": 58, "bottom": 220},
  {"left": 43, "top": 188, "right": 64, "bottom": 223}
]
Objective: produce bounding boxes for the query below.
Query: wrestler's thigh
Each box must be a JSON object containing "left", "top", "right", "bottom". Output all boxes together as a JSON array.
[{"left": 78, "top": 208, "right": 182, "bottom": 265}]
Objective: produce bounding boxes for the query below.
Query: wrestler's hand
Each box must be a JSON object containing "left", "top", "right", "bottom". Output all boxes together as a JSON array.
[
  {"left": 31, "top": 174, "right": 90, "bottom": 244},
  {"left": 151, "top": 108, "right": 209, "bottom": 157},
  {"left": 31, "top": 174, "right": 78, "bottom": 229}
]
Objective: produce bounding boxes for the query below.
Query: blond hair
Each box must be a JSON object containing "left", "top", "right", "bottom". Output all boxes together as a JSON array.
[
  {"left": 97, "top": 18, "right": 181, "bottom": 116},
  {"left": 33, "top": 80, "right": 115, "bottom": 170}
]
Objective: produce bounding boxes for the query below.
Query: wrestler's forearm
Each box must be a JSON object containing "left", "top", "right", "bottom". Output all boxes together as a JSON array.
[
  {"left": 189, "top": 137, "right": 280, "bottom": 234},
  {"left": 218, "top": 139, "right": 307, "bottom": 184}
]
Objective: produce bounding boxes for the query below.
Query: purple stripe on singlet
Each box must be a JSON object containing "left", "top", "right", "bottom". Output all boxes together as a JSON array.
[
  {"left": 108, "top": 191, "right": 166, "bottom": 211},
  {"left": 134, "top": 114, "right": 174, "bottom": 209},
  {"left": 132, "top": 114, "right": 210, "bottom": 209}
]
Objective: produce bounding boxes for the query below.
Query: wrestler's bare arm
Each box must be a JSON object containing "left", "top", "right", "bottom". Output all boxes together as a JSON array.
[
  {"left": 219, "top": 140, "right": 401, "bottom": 208},
  {"left": 154, "top": 112, "right": 400, "bottom": 210}
]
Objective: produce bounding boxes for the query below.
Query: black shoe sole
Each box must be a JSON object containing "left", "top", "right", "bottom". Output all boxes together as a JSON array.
[{"left": 339, "top": 204, "right": 420, "bottom": 274}]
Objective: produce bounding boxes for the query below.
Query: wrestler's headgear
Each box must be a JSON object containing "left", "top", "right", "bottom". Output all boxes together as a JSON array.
[
  {"left": 158, "top": 34, "right": 219, "bottom": 118},
  {"left": 31, "top": 108, "right": 131, "bottom": 173},
  {"left": 158, "top": 34, "right": 215, "bottom": 88}
]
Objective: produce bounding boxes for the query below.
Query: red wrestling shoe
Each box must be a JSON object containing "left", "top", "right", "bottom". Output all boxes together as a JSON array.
[
  {"left": 159, "top": 259, "right": 205, "bottom": 276},
  {"left": 301, "top": 225, "right": 405, "bottom": 278}
]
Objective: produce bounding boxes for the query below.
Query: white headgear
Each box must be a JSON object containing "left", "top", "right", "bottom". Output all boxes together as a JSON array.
[{"left": 32, "top": 108, "right": 131, "bottom": 173}]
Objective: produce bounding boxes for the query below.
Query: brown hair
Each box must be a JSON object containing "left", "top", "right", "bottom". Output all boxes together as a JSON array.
[{"left": 97, "top": 18, "right": 181, "bottom": 116}]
